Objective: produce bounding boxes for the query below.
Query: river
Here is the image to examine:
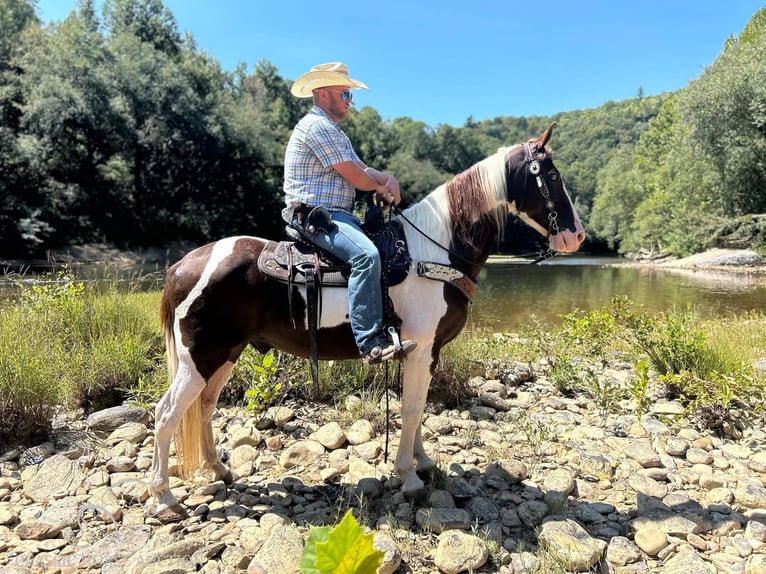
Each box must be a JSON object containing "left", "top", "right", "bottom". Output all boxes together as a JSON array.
[
  {"left": 4, "top": 255, "right": 766, "bottom": 334},
  {"left": 466, "top": 256, "right": 766, "bottom": 333}
]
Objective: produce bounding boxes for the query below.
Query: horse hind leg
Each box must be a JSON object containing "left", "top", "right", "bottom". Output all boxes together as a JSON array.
[
  {"left": 150, "top": 361, "right": 206, "bottom": 512},
  {"left": 198, "top": 361, "right": 236, "bottom": 483}
]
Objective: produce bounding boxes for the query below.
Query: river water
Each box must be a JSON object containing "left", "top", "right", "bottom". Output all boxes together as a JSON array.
[
  {"left": 466, "top": 256, "right": 766, "bottom": 333},
  {"left": 4, "top": 256, "right": 766, "bottom": 334}
]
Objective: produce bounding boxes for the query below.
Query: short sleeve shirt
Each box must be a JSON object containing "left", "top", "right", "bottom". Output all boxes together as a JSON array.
[{"left": 283, "top": 106, "right": 360, "bottom": 214}]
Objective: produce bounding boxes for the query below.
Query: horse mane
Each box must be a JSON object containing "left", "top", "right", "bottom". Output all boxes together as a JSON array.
[{"left": 400, "top": 146, "right": 514, "bottom": 262}]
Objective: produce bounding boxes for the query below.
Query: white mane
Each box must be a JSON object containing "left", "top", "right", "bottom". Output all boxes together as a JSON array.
[{"left": 398, "top": 145, "right": 514, "bottom": 264}]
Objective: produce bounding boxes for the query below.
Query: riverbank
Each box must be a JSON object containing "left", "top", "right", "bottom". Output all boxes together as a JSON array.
[
  {"left": 2, "top": 353, "right": 766, "bottom": 573},
  {"left": 615, "top": 248, "right": 766, "bottom": 275}
]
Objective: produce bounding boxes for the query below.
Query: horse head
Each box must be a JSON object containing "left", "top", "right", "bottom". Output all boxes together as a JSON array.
[{"left": 509, "top": 122, "right": 585, "bottom": 253}]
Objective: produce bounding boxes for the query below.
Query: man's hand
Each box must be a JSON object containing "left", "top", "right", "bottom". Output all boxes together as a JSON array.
[{"left": 376, "top": 174, "right": 401, "bottom": 206}]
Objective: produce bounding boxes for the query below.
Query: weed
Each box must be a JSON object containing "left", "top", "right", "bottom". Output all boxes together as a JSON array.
[
  {"left": 234, "top": 349, "right": 281, "bottom": 416},
  {"left": 629, "top": 359, "right": 652, "bottom": 421}
]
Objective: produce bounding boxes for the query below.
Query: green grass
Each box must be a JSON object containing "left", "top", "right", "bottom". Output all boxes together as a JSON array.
[
  {"left": 0, "top": 272, "right": 163, "bottom": 447},
  {"left": 3, "top": 276, "right": 766, "bottom": 451}
]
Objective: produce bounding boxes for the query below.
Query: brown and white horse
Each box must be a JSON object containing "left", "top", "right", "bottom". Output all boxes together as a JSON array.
[{"left": 150, "top": 123, "right": 585, "bottom": 512}]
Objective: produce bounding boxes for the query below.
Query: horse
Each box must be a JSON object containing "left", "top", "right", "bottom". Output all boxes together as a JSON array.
[{"left": 150, "top": 122, "right": 585, "bottom": 515}]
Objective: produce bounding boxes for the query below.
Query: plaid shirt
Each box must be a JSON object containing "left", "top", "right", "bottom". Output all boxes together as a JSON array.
[{"left": 283, "top": 106, "right": 361, "bottom": 213}]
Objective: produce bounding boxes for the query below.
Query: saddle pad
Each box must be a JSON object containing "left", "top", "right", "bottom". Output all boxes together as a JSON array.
[{"left": 257, "top": 241, "right": 350, "bottom": 286}]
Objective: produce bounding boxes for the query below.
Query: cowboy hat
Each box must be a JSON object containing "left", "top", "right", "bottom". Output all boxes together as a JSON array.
[{"left": 290, "top": 62, "right": 369, "bottom": 98}]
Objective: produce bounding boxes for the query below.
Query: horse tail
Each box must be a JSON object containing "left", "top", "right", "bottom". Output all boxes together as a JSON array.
[{"left": 160, "top": 283, "right": 202, "bottom": 479}]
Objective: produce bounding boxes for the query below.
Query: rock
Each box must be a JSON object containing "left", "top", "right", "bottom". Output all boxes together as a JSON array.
[
  {"left": 624, "top": 439, "right": 662, "bottom": 468},
  {"left": 434, "top": 530, "right": 488, "bottom": 574},
  {"left": 542, "top": 467, "right": 574, "bottom": 506},
  {"left": 606, "top": 535, "right": 642, "bottom": 566},
  {"left": 373, "top": 531, "right": 402, "bottom": 574},
  {"left": 8, "top": 349, "right": 766, "bottom": 574},
  {"left": 22, "top": 454, "right": 86, "bottom": 503},
  {"left": 86, "top": 405, "right": 150, "bottom": 431},
  {"left": 314, "top": 422, "right": 346, "bottom": 449},
  {"left": 538, "top": 517, "right": 607, "bottom": 571},
  {"left": 415, "top": 508, "right": 472, "bottom": 533},
  {"left": 278, "top": 440, "right": 324, "bottom": 469},
  {"left": 662, "top": 548, "right": 716, "bottom": 573},
  {"left": 485, "top": 459, "right": 528, "bottom": 485},
  {"left": 634, "top": 528, "right": 668, "bottom": 556},
  {"left": 345, "top": 419, "right": 375, "bottom": 445},
  {"left": 247, "top": 524, "right": 303, "bottom": 574},
  {"left": 106, "top": 422, "right": 148, "bottom": 445},
  {"left": 736, "top": 480, "right": 766, "bottom": 508}
]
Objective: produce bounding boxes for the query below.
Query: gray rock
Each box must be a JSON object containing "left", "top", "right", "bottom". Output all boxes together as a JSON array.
[
  {"left": 485, "top": 459, "right": 528, "bottom": 485},
  {"left": 278, "top": 440, "right": 324, "bottom": 469},
  {"left": 624, "top": 439, "right": 662, "bottom": 468},
  {"left": 86, "top": 405, "right": 150, "bottom": 431},
  {"left": 314, "top": 421, "right": 346, "bottom": 449},
  {"left": 22, "top": 454, "right": 86, "bottom": 503},
  {"left": 345, "top": 419, "right": 375, "bottom": 444},
  {"left": 434, "top": 530, "right": 488, "bottom": 574},
  {"left": 415, "top": 508, "right": 472, "bottom": 533},
  {"left": 246, "top": 524, "right": 304, "bottom": 574},
  {"left": 517, "top": 500, "right": 549, "bottom": 527},
  {"left": 735, "top": 480, "right": 766, "bottom": 508},
  {"left": 632, "top": 509, "right": 701, "bottom": 536},
  {"left": 373, "top": 531, "right": 402, "bottom": 574},
  {"left": 606, "top": 535, "right": 642, "bottom": 566},
  {"left": 538, "top": 517, "right": 607, "bottom": 571},
  {"left": 106, "top": 422, "right": 148, "bottom": 445}
]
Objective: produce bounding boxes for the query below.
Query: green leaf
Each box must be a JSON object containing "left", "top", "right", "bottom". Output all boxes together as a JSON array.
[
  {"left": 311, "top": 510, "right": 384, "bottom": 574},
  {"left": 299, "top": 524, "right": 331, "bottom": 574}
]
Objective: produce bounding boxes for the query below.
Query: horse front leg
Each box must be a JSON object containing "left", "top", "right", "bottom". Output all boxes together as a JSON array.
[
  {"left": 395, "top": 351, "right": 433, "bottom": 498},
  {"left": 198, "top": 361, "right": 235, "bottom": 483},
  {"left": 413, "top": 423, "right": 436, "bottom": 474},
  {"left": 150, "top": 366, "right": 205, "bottom": 511}
]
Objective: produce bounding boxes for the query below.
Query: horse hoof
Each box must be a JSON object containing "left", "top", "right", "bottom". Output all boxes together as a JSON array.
[
  {"left": 402, "top": 486, "right": 427, "bottom": 502},
  {"left": 219, "top": 469, "right": 233, "bottom": 485},
  {"left": 415, "top": 465, "right": 439, "bottom": 482},
  {"left": 152, "top": 504, "right": 189, "bottom": 524}
]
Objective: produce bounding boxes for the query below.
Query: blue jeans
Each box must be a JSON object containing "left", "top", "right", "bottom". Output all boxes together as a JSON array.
[{"left": 299, "top": 209, "right": 384, "bottom": 352}]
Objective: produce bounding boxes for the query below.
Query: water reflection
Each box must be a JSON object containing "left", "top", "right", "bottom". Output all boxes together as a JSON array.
[
  {"left": 468, "top": 258, "right": 766, "bottom": 333},
  {"left": 4, "top": 257, "right": 766, "bottom": 333}
]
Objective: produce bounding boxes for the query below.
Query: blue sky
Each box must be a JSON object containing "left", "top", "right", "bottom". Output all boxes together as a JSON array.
[{"left": 35, "top": 0, "right": 764, "bottom": 127}]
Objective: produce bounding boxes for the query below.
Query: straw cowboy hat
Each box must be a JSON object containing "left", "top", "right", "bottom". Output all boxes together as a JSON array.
[{"left": 290, "top": 62, "right": 369, "bottom": 98}]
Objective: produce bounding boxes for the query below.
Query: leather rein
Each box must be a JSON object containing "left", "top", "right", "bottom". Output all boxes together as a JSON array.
[{"left": 395, "top": 143, "right": 561, "bottom": 271}]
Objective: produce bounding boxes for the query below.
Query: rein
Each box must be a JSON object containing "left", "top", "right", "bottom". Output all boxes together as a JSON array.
[
  {"left": 394, "top": 142, "right": 564, "bottom": 269},
  {"left": 395, "top": 207, "right": 556, "bottom": 267}
]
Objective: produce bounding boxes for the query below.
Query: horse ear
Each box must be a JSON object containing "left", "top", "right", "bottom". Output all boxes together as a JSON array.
[{"left": 536, "top": 122, "right": 557, "bottom": 148}]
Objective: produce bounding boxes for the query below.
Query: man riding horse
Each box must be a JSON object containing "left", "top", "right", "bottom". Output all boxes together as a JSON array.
[{"left": 282, "top": 62, "right": 417, "bottom": 365}]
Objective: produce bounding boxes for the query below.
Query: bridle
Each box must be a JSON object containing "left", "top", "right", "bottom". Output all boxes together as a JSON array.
[
  {"left": 397, "top": 143, "right": 562, "bottom": 266},
  {"left": 522, "top": 142, "right": 561, "bottom": 237}
]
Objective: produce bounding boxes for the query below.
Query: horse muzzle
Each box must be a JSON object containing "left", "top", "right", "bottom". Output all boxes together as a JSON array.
[{"left": 549, "top": 228, "right": 586, "bottom": 253}]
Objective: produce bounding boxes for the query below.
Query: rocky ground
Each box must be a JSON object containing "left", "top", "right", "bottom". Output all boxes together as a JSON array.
[
  {"left": 2, "top": 353, "right": 766, "bottom": 574},
  {"left": 3, "top": 246, "right": 766, "bottom": 573}
]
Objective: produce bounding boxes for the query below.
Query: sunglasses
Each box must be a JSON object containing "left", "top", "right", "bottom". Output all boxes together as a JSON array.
[{"left": 325, "top": 88, "right": 352, "bottom": 102}]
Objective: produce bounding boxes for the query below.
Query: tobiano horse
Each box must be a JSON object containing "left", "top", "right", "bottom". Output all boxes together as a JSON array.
[{"left": 150, "top": 123, "right": 585, "bottom": 513}]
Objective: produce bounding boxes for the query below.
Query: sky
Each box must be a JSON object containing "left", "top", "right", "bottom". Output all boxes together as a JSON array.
[{"left": 34, "top": 0, "right": 765, "bottom": 127}]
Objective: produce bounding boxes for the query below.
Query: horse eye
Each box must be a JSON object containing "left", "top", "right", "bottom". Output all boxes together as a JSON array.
[{"left": 549, "top": 172, "right": 559, "bottom": 181}]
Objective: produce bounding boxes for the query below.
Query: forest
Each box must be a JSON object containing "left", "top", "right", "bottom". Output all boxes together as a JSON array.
[{"left": 1, "top": 0, "right": 765, "bottom": 259}]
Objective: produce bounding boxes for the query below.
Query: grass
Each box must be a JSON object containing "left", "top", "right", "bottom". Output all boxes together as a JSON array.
[
  {"left": 0, "top": 270, "right": 164, "bottom": 447},
  {"left": 3, "top": 271, "right": 766, "bottom": 451}
]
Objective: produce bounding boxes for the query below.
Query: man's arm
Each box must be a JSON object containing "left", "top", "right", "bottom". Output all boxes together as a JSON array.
[{"left": 332, "top": 160, "right": 401, "bottom": 205}]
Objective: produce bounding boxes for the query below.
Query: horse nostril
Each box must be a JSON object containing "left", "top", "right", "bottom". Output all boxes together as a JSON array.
[{"left": 577, "top": 231, "right": 586, "bottom": 243}]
